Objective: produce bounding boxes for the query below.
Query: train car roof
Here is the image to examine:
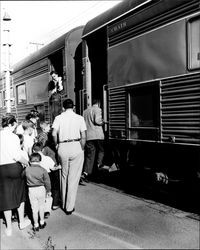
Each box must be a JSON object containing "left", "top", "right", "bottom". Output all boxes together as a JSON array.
[
  {"left": 12, "top": 26, "right": 83, "bottom": 74},
  {"left": 82, "top": 0, "right": 195, "bottom": 38}
]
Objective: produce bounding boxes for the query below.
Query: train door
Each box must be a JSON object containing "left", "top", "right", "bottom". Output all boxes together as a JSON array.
[
  {"left": 48, "top": 49, "right": 65, "bottom": 89},
  {"left": 82, "top": 28, "right": 108, "bottom": 124},
  {"left": 74, "top": 42, "right": 85, "bottom": 115}
]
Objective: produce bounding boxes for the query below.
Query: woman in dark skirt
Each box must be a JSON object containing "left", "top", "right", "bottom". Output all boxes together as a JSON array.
[{"left": 0, "top": 114, "right": 31, "bottom": 236}]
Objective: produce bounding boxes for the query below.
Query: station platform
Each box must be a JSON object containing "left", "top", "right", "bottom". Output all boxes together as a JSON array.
[{"left": 1, "top": 182, "right": 199, "bottom": 249}]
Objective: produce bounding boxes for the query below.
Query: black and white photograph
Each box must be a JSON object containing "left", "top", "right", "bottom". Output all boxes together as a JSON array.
[{"left": 0, "top": 0, "right": 200, "bottom": 249}]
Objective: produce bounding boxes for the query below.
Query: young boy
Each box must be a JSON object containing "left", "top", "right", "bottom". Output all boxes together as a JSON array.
[
  {"left": 25, "top": 153, "right": 51, "bottom": 231},
  {"left": 38, "top": 121, "right": 51, "bottom": 147},
  {"left": 38, "top": 121, "right": 57, "bottom": 163},
  {"left": 32, "top": 142, "right": 61, "bottom": 215}
]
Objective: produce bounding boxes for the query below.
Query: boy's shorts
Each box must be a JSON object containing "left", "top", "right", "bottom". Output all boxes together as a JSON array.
[{"left": 28, "top": 186, "right": 46, "bottom": 213}]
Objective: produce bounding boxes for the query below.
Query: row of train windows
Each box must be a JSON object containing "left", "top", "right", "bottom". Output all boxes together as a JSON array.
[{"left": 0, "top": 83, "right": 26, "bottom": 108}]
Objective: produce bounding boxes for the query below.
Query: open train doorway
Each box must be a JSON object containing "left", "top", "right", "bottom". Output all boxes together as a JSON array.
[
  {"left": 83, "top": 28, "right": 108, "bottom": 126},
  {"left": 48, "top": 50, "right": 64, "bottom": 76},
  {"left": 74, "top": 42, "right": 84, "bottom": 115},
  {"left": 84, "top": 29, "right": 108, "bottom": 109}
]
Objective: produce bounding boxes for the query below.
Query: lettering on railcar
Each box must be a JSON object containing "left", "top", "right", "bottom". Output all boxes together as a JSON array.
[{"left": 109, "top": 21, "right": 127, "bottom": 35}]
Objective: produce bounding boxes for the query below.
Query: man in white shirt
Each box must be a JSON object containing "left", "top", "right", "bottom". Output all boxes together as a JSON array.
[{"left": 52, "top": 99, "right": 86, "bottom": 214}]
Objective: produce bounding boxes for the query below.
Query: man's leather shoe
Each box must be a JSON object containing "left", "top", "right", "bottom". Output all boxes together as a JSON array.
[
  {"left": 52, "top": 205, "right": 59, "bottom": 210},
  {"left": 81, "top": 174, "right": 89, "bottom": 183},
  {"left": 44, "top": 212, "right": 50, "bottom": 219},
  {"left": 65, "top": 208, "right": 75, "bottom": 215},
  {"left": 39, "top": 222, "right": 47, "bottom": 229},
  {"left": 79, "top": 178, "right": 86, "bottom": 186},
  {"left": 33, "top": 226, "right": 39, "bottom": 232}
]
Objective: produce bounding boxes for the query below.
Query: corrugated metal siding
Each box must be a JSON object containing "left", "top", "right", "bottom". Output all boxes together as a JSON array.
[
  {"left": 108, "top": 87, "right": 126, "bottom": 139},
  {"left": 13, "top": 65, "right": 48, "bottom": 84},
  {"left": 15, "top": 104, "right": 36, "bottom": 123},
  {"left": 108, "top": 0, "right": 199, "bottom": 47},
  {"left": 160, "top": 73, "right": 200, "bottom": 145}
]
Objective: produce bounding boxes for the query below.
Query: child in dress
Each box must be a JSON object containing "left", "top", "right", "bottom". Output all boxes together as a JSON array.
[{"left": 25, "top": 153, "right": 51, "bottom": 231}]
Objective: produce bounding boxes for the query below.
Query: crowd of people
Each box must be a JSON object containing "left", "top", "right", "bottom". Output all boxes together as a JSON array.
[
  {"left": 3, "top": 69, "right": 190, "bottom": 238},
  {"left": 1, "top": 71, "right": 199, "bottom": 238},
  {"left": 0, "top": 109, "right": 63, "bottom": 235},
  {"left": 0, "top": 70, "right": 117, "bottom": 237},
  {"left": 0, "top": 90, "right": 108, "bottom": 237}
]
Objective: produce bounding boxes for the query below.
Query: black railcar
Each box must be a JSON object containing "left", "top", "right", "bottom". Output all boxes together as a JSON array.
[
  {"left": 82, "top": 0, "right": 200, "bottom": 206},
  {"left": 0, "top": 0, "right": 200, "bottom": 210}
]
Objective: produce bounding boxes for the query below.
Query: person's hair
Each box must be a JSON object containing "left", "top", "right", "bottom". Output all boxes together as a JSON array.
[
  {"left": 92, "top": 99, "right": 100, "bottom": 105},
  {"left": 17, "top": 134, "right": 24, "bottom": 145},
  {"left": 40, "top": 121, "right": 50, "bottom": 130},
  {"left": 30, "top": 109, "right": 39, "bottom": 116},
  {"left": 63, "top": 98, "right": 74, "bottom": 109},
  {"left": 30, "top": 152, "right": 41, "bottom": 163},
  {"left": 50, "top": 70, "right": 58, "bottom": 76},
  {"left": 32, "top": 142, "right": 43, "bottom": 152},
  {"left": 22, "top": 120, "right": 35, "bottom": 130},
  {"left": 1, "top": 114, "right": 17, "bottom": 128},
  {"left": 25, "top": 113, "right": 37, "bottom": 121}
]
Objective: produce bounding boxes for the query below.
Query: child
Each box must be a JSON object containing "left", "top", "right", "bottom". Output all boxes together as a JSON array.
[
  {"left": 32, "top": 142, "right": 61, "bottom": 215},
  {"left": 17, "top": 134, "right": 29, "bottom": 162},
  {"left": 25, "top": 153, "right": 51, "bottom": 231},
  {"left": 38, "top": 121, "right": 51, "bottom": 147},
  {"left": 18, "top": 120, "right": 35, "bottom": 156},
  {"left": 38, "top": 122, "right": 61, "bottom": 210},
  {"left": 38, "top": 121, "right": 57, "bottom": 163}
]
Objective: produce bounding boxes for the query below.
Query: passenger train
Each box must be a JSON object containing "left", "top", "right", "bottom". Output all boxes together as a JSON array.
[{"left": 0, "top": 0, "right": 200, "bottom": 203}]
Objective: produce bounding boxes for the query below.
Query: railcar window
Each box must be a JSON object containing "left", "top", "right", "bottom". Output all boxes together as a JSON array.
[
  {"left": 187, "top": 16, "right": 200, "bottom": 70},
  {"left": 16, "top": 83, "right": 27, "bottom": 104},
  {"left": 128, "top": 84, "right": 160, "bottom": 141}
]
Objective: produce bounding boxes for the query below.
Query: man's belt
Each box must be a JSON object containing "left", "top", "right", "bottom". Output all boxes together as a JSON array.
[{"left": 59, "top": 139, "right": 80, "bottom": 143}]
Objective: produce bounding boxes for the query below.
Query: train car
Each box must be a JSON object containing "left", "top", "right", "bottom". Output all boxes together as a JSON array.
[
  {"left": 82, "top": 0, "right": 200, "bottom": 196},
  {"left": 0, "top": 26, "right": 84, "bottom": 123}
]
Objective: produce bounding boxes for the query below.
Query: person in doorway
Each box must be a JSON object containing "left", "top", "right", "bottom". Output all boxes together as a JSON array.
[
  {"left": 52, "top": 99, "right": 86, "bottom": 214},
  {"left": 82, "top": 99, "right": 105, "bottom": 183},
  {"left": 48, "top": 70, "right": 64, "bottom": 123}
]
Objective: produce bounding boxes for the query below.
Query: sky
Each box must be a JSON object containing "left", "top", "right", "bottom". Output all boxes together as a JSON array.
[{"left": 0, "top": 1, "right": 121, "bottom": 70}]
